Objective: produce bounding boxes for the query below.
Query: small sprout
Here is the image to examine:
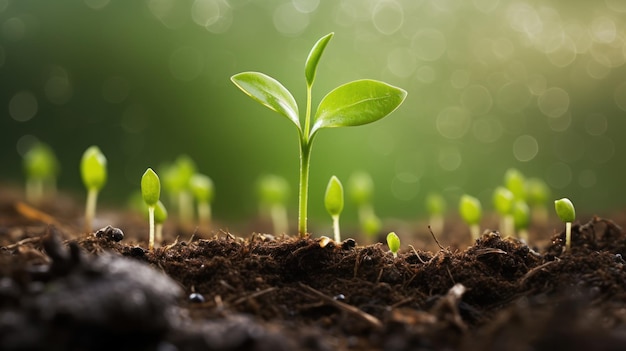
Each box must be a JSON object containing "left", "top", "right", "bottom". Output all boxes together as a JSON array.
[
  {"left": 231, "top": 33, "right": 407, "bottom": 236},
  {"left": 154, "top": 200, "right": 168, "bottom": 244},
  {"left": 504, "top": 168, "right": 526, "bottom": 200},
  {"left": 347, "top": 171, "right": 378, "bottom": 236},
  {"left": 554, "top": 197, "right": 576, "bottom": 251},
  {"left": 257, "top": 174, "right": 290, "bottom": 235},
  {"left": 362, "top": 214, "right": 382, "bottom": 239},
  {"left": 80, "top": 146, "right": 107, "bottom": 232},
  {"left": 190, "top": 173, "right": 214, "bottom": 227},
  {"left": 459, "top": 194, "right": 482, "bottom": 241},
  {"left": 386, "top": 232, "right": 400, "bottom": 258},
  {"left": 324, "top": 175, "right": 344, "bottom": 242},
  {"left": 512, "top": 200, "right": 530, "bottom": 243},
  {"left": 22, "top": 142, "right": 59, "bottom": 203},
  {"left": 425, "top": 192, "right": 446, "bottom": 235},
  {"left": 526, "top": 177, "right": 551, "bottom": 224},
  {"left": 161, "top": 155, "right": 197, "bottom": 224},
  {"left": 493, "top": 186, "right": 514, "bottom": 236},
  {"left": 141, "top": 168, "right": 161, "bottom": 250}
]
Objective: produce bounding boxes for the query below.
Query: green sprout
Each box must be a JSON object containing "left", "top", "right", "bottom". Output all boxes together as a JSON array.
[
  {"left": 190, "top": 173, "right": 214, "bottom": 227},
  {"left": 324, "top": 175, "right": 344, "bottom": 242},
  {"left": 257, "top": 174, "right": 290, "bottom": 235},
  {"left": 22, "top": 142, "right": 59, "bottom": 203},
  {"left": 141, "top": 168, "right": 161, "bottom": 250},
  {"left": 512, "top": 200, "right": 530, "bottom": 243},
  {"left": 80, "top": 146, "right": 107, "bottom": 232},
  {"left": 526, "top": 177, "right": 551, "bottom": 224},
  {"left": 154, "top": 200, "right": 168, "bottom": 245},
  {"left": 362, "top": 214, "right": 382, "bottom": 239},
  {"left": 161, "top": 155, "right": 196, "bottom": 224},
  {"left": 493, "top": 186, "right": 514, "bottom": 236},
  {"left": 459, "top": 194, "right": 482, "bottom": 241},
  {"left": 425, "top": 192, "right": 446, "bottom": 235},
  {"left": 504, "top": 168, "right": 526, "bottom": 200},
  {"left": 231, "top": 33, "right": 407, "bottom": 237},
  {"left": 347, "top": 171, "right": 379, "bottom": 236},
  {"left": 554, "top": 197, "right": 576, "bottom": 251},
  {"left": 386, "top": 232, "right": 400, "bottom": 258}
]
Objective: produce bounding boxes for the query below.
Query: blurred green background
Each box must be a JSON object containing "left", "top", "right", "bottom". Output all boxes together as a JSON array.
[{"left": 1, "top": 0, "right": 626, "bottom": 229}]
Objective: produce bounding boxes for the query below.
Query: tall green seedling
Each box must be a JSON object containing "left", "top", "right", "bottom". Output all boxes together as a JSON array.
[
  {"left": 22, "top": 142, "right": 59, "bottom": 203},
  {"left": 142, "top": 168, "right": 161, "bottom": 250},
  {"left": 190, "top": 173, "right": 214, "bottom": 227},
  {"left": 257, "top": 174, "right": 290, "bottom": 235},
  {"left": 459, "top": 194, "right": 482, "bottom": 241},
  {"left": 231, "top": 33, "right": 407, "bottom": 236},
  {"left": 80, "top": 146, "right": 107, "bottom": 232},
  {"left": 324, "top": 175, "right": 344, "bottom": 242},
  {"left": 554, "top": 197, "right": 575, "bottom": 251}
]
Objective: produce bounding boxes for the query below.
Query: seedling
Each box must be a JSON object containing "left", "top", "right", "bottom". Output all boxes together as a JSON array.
[
  {"left": 512, "top": 200, "right": 530, "bottom": 243},
  {"left": 80, "top": 146, "right": 107, "bottom": 232},
  {"left": 141, "top": 168, "right": 161, "bottom": 250},
  {"left": 554, "top": 197, "right": 575, "bottom": 251},
  {"left": 386, "top": 232, "right": 400, "bottom": 258},
  {"left": 22, "top": 142, "right": 59, "bottom": 203},
  {"left": 231, "top": 33, "right": 407, "bottom": 236},
  {"left": 347, "top": 171, "right": 379, "bottom": 236},
  {"left": 425, "top": 192, "right": 446, "bottom": 235},
  {"left": 493, "top": 186, "right": 514, "bottom": 236},
  {"left": 504, "top": 168, "right": 526, "bottom": 200},
  {"left": 154, "top": 200, "right": 168, "bottom": 245},
  {"left": 526, "top": 177, "right": 550, "bottom": 224},
  {"left": 459, "top": 194, "right": 482, "bottom": 241},
  {"left": 257, "top": 174, "right": 290, "bottom": 235},
  {"left": 324, "top": 175, "right": 344, "bottom": 242},
  {"left": 190, "top": 173, "right": 214, "bottom": 227},
  {"left": 161, "top": 155, "right": 196, "bottom": 223}
]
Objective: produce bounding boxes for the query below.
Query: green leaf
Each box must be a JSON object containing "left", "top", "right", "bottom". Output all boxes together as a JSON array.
[
  {"left": 459, "top": 194, "right": 482, "bottom": 225},
  {"left": 190, "top": 173, "right": 214, "bottom": 203},
  {"left": 554, "top": 197, "right": 575, "bottom": 223},
  {"left": 141, "top": 168, "right": 161, "bottom": 206},
  {"left": 492, "top": 186, "right": 514, "bottom": 215},
  {"left": 305, "top": 32, "right": 334, "bottom": 87},
  {"left": 311, "top": 79, "right": 407, "bottom": 136},
  {"left": 80, "top": 146, "right": 107, "bottom": 191},
  {"left": 347, "top": 171, "right": 374, "bottom": 206},
  {"left": 426, "top": 193, "right": 446, "bottom": 216},
  {"left": 324, "top": 175, "right": 344, "bottom": 217},
  {"left": 154, "top": 200, "right": 168, "bottom": 224},
  {"left": 386, "top": 232, "right": 400, "bottom": 256},
  {"left": 231, "top": 72, "right": 300, "bottom": 130},
  {"left": 513, "top": 200, "right": 530, "bottom": 230}
]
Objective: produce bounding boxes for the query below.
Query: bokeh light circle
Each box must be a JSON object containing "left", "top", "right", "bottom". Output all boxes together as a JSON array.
[
  {"left": 538, "top": 87, "right": 570, "bottom": 118},
  {"left": 461, "top": 85, "right": 492, "bottom": 115},
  {"left": 9, "top": 90, "right": 38, "bottom": 122},
  {"left": 411, "top": 29, "right": 447, "bottom": 61},
  {"left": 372, "top": 0, "right": 404, "bottom": 35},
  {"left": 512, "top": 134, "right": 538, "bottom": 162},
  {"left": 436, "top": 106, "right": 471, "bottom": 139}
]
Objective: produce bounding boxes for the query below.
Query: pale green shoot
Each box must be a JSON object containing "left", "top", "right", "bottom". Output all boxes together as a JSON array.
[
  {"left": 154, "top": 200, "right": 168, "bottom": 245},
  {"left": 257, "top": 174, "right": 290, "bottom": 235},
  {"left": 554, "top": 197, "right": 575, "bottom": 251},
  {"left": 80, "top": 146, "right": 107, "bottom": 232},
  {"left": 425, "top": 192, "right": 446, "bottom": 235},
  {"left": 362, "top": 214, "right": 382, "bottom": 239},
  {"left": 526, "top": 177, "right": 550, "bottom": 224},
  {"left": 231, "top": 33, "right": 407, "bottom": 236},
  {"left": 459, "top": 194, "right": 482, "bottom": 241},
  {"left": 513, "top": 200, "right": 530, "bottom": 243},
  {"left": 190, "top": 173, "right": 214, "bottom": 227},
  {"left": 347, "top": 171, "right": 377, "bottom": 235},
  {"left": 161, "top": 155, "right": 196, "bottom": 223},
  {"left": 141, "top": 168, "right": 161, "bottom": 250},
  {"left": 324, "top": 175, "right": 344, "bottom": 242},
  {"left": 493, "top": 186, "right": 514, "bottom": 236},
  {"left": 386, "top": 232, "right": 400, "bottom": 258},
  {"left": 504, "top": 168, "right": 526, "bottom": 200},
  {"left": 22, "top": 142, "right": 59, "bottom": 203}
]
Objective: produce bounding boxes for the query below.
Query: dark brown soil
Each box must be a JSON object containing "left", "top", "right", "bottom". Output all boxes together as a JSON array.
[{"left": 2, "top": 188, "right": 626, "bottom": 351}]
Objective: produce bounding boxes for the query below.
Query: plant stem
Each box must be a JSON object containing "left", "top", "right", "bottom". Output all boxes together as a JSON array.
[
  {"left": 298, "top": 142, "right": 312, "bottom": 237},
  {"left": 179, "top": 191, "right": 193, "bottom": 224},
  {"left": 470, "top": 223, "right": 480, "bottom": 241},
  {"left": 565, "top": 221, "right": 572, "bottom": 251},
  {"left": 156, "top": 223, "right": 163, "bottom": 243},
  {"left": 332, "top": 215, "right": 341, "bottom": 242},
  {"left": 271, "top": 204, "right": 288, "bottom": 235},
  {"left": 198, "top": 201, "right": 212, "bottom": 226},
  {"left": 85, "top": 188, "right": 98, "bottom": 232},
  {"left": 148, "top": 205, "right": 155, "bottom": 250}
]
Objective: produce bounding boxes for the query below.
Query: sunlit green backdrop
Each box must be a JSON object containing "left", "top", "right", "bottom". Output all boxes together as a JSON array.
[{"left": 2, "top": 0, "right": 626, "bottom": 229}]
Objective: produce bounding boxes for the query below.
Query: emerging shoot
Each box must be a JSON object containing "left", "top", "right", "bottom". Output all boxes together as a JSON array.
[
  {"left": 386, "top": 232, "right": 400, "bottom": 258},
  {"left": 504, "top": 168, "right": 526, "bottom": 200},
  {"left": 513, "top": 200, "right": 530, "bottom": 243},
  {"left": 154, "top": 200, "right": 168, "bottom": 245},
  {"left": 80, "top": 146, "right": 107, "bottom": 232},
  {"left": 347, "top": 171, "right": 378, "bottom": 236},
  {"left": 362, "top": 214, "right": 382, "bottom": 239},
  {"left": 425, "top": 192, "right": 446, "bottom": 235},
  {"left": 527, "top": 177, "right": 550, "bottom": 224},
  {"left": 22, "top": 142, "right": 59, "bottom": 203},
  {"left": 257, "top": 174, "right": 290, "bottom": 235},
  {"left": 162, "top": 155, "right": 196, "bottom": 224},
  {"left": 324, "top": 175, "right": 344, "bottom": 242},
  {"left": 141, "top": 168, "right": 161, "bottom": 250},
  {"left": 493, "top": 186, "right": 514, "bottom": 236},
  {"left": 554, "top": 197, "right": 576, "bottom": 251},
  {"left": 459, "top": 194, "right": 482, "bottom": 241},
  {"left": 231, "top": 33, "right": 407, "bottom": 237},
  {"left": 190, "top": 173, "right": 214, "bottom": 228}
]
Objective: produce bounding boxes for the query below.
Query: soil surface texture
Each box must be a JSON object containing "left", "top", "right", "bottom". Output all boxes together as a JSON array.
[{"left": 2, "top": 188, "right": 626, "bottom": 351}]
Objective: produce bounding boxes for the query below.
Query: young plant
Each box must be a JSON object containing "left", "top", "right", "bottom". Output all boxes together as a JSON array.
[
  {"left": 492, "top": 186, "right": 514, "bottom": 236},
  {"left": 386, "top": 232, "right": 400, "bottom": 258},
  {"left": 504, "top": 168, "right": 526, "bottom": 200},
  {"left": 161, "top": 155, "right": 196, "bottom": 224},
  {"left": 512, "top": 200, "right": 530, "bottom": 243},
  {"left": 190, "top": 173, "right": 214, "bottom": 227},
  {"left": 526, "top": 177, "right": 550, "bottom": 224},
  {"left": 22, "top": 142, "right": 59, "bottom": 203},
  {"left": 80, "top": 146, "right": 107, "bottom": 232},
  {"left": 554, "top": 197, "right": 576, "bottom": 251},
  {"left": 362, "top": 214, "right": 382, "bottom": 239},
  {"left": 154, "top": 200, "right": 168, "bottom": 245},
  {"left": 231, "top": 33, "right": 407, "bottom": 237},
  {"left": 141, "top": 168, "right": 161, "bottom": 250},
  {"left": 347, "top": 171, "right": 379, "bottom": 236},
  {"left": 324, "top": 175, "right": 344, "bottom": 242},
  {"left": 257, "top": 174, "right": 290, "bottom": 235},
  {"left": 425, "top": 192, "right": 446, "bottom": 235},
  {"left": 459, "top": 194, "right": 482, "bottom": 241}
]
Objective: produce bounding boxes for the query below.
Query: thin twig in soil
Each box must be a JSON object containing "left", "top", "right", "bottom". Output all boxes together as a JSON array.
[
  {"left": 520, "top": 260, "right": 556, "bottom": 286},
  {"left": 428, "top": 225, "right": 445, "bottom": 251},
  {"left": 2, "top": 236, "right": 42, "bottom": 249},
  {"left": 232, "top": 287, "right": 277, "bottom": 306},
  {"left": 408, "top": 244, "right": 427, "bottom": 264},
  {"left": 298, "top": 283, "right": 383, "bottom": 329}
]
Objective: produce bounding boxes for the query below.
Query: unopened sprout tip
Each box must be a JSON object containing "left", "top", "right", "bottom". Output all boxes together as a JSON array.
[
  {"left": 324, "top": 175, "right": 344, "bottom": 242},
  {"left": 141, "top": 168, "right": 161, "bottom": 250},
  {"left": 554, "top": 197, "right": 575, "bottom": 251},
  {"left": 80, "top": 146, "right": 107, "bottom": 232}
]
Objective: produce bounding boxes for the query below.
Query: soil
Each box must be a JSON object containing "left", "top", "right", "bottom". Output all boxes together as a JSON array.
[{"left": 2, "top": 187, "right": 626, "bottom": 351}]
